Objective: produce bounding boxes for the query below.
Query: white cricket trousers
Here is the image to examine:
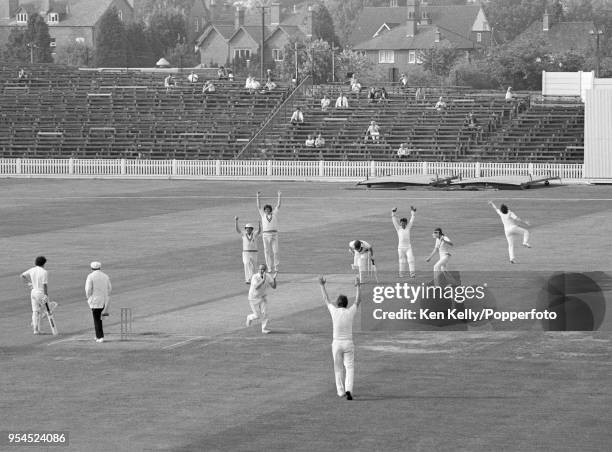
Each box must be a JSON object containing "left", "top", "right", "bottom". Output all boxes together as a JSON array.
[
  {"left": 353, "top": 251, "right": 373, "bottom": 282},
  {"left": 398, "top": 246, "right": 416, "bottom": 277},
  {"left": 247, "top": 298, "right": 269, "bottom": 332},
  {"left": 433, "top": 253, "right": 451, "bottom": 285},
  {"left": 332, "top": 340, "right": 355, "bottom": 396},
  {"left": 505, "top": 226, "right": 530, "bottom": 260},
  {"left": 242, "top": 251, "right": 258, "bottom": 282},
  {"left": 262, "top": 232, "right": 279, "bottom": 272},
  {"left": 30, "top": 289, "right": 45, "bottom": 332}
]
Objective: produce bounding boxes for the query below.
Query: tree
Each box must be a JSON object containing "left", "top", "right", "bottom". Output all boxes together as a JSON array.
[
  {"left": 55, "top": 41, "right": 92, "bottom": 67},
  {"left": 326, "top": 0, "right": 370, "bottom": 47},
  {"left": 418, "top": 42, "right": 462, "bottom": 78},
  {"left": 95, "top": 7, "right": 127, "bottom": 66},
  {"left": 335, "top": 48, "right": 387, "bottom": 84},
  {"left": 311, "top": 2, "right": 340, "bottom": 48},
  {"left": 125, "top": 22, "right": 155, "bottom": 67},
  {"left": 148, "top": 13, "right": 187, "bottom": 60},
  {"left": 280, "top": 38, "right": 333, "bottom": 84},
  {"left": 484, "top": 0, "right": 548, "bottom": 43},
  {"left": 5, "top": 13, "right": 53, "bottom": 63},
  {"left": 4, "top": 28, "right": 27, "bottom": 63}
]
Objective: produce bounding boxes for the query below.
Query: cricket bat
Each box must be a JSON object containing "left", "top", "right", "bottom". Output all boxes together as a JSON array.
[{"left": 43, "top": 300, "right": 58, "bottom": 335}]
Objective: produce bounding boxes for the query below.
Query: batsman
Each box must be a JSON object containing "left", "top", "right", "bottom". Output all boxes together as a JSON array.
[{"left": 20, "top": 256, "right": 56, "bottom": 335}]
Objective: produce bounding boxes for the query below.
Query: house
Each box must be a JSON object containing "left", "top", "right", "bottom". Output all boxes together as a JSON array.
[
  {"left": 195, "top": 2, "right": 313, "bottom": 69},
  {"left": 350, "top": 0, "right": 490, "bottom": 71},
  {"left": 513, "top": 10, "right": 596, "bottom": 54},
  {"left": 0, "top": 0, "right": 134, "bottom": 61}
]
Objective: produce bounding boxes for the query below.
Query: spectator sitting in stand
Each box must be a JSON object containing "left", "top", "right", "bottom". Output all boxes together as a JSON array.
[
  {"left": 505, "top": 86, "right": 514, "bottom": 102},
  {"left": 367, "top": 87, "right": 377, "bottom": 103},
  {"left": 365, "top": 120, "right": 381, "bottom": 142},
  {"left": 378, "top": 87, "right": 389, "bottom": 103},
  {"left": 218, "top": 66, "right": 228, "bottom": 80},
  {"left": 397, "top": 142, "right": 411, "bottom": 158},
  {"left": 435, "top": 96, "right": 447, "bottom": 112},
  {"left": 321, "top": 94, "right": 331, "bottom": 112},
  {"left": 262, "top": 80, "right": 277, "bottom": 93},
  {"left": 164, "top": 75, "right": 176, "bottom": 92},
  {"left": 187, "top": 71, "right": 199, "bottom": 83},
  {"left": 400, "top": 73, "right": 409, "bottom": 88},
  {"left": 227, "top": 70, "right": 234, "bottom": 82},
  {"left": 335, "top": 92, "right": 349, "bottom": 109},
  {"left": 315, "top": 133, "right": 325, "bottom": 148},
  {"left": 202, "top": 80, "right": 216, "bottom": 94},
  {"left": 290, "top": 107, "right": 304, "bottom": 126},
  {"left": 18, "top": 68, "right": 28, "bottom": 80},
  {"left": 305, "top": 134, "right": 315, "bottom": 147}
]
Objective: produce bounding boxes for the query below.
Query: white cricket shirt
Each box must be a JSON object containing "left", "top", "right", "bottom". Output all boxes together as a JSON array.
[
  {"left": 242, "top": 231, "right": 258, "bottom": 251},
  {"left": 249, "top": 273, "right": 274, "bottom": 301},
  {"left": 328, "top": 304, "right": 357, "bottom": 341},
  {"left": 497, "top": 210, "right": 519, "bottom": 230},
  {"left": 260, "top": 208, "right": 279, "bottom": 233},
  {"left": 436, "top": 236, "right": 452, "bottom": 256},
  {"left": 392, "top": 213, "right": 414, "bottom": 248},
  {"left": 22, "top": 266, "right": 48, "bottom": 292}
]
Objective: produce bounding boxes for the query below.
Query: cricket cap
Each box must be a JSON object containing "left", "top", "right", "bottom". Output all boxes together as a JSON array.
[
  {"left": 90, "top": 261, "right": 102, "bottom": 270},
  {"left": 245, "top": 223, "right": 255, "bottom": 229}
]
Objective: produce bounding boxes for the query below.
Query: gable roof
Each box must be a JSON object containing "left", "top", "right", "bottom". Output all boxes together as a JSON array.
[
  {"left": 195, "top": 23, "right": 235, "bottom": 45},
  {"left": 353, "top": 23, "right": 475, "bottom": 51},
  {"left": 516, "top": 20, "right": 595, "bottom": 53},
  {"left": 349, "top": 5, "right": 482, "bottom": 47}
]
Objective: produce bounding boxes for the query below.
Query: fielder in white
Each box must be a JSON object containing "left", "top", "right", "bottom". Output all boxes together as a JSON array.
[
  {"left": 488, "top": 201, "right": 531, "bottom": 263},
  {"left": 85, "top": 261, "right": 112, "bottom": 343},
  {"left": 391, "top": 206, "right": 417, "bottom": 278},
  {"left": 349, "top": 240, "right": 376, "bottom": 282},
  {"left": 257, "top": 191, "right": 281, "bottom": 273},
  {"left": 235, "top": 217, "right": 262, "bottom": 284},
  {"left": 318, "top": 275, "right": 362, "bottom": 400},
  {"left": 246, "top": 264, "right": 277, "bottom": 334},
  {"left": 20, "top": 256, "right": 49, "bottom": 335},
  {"left": 425, "top": 228, "right": 454, "bottom": 286}
]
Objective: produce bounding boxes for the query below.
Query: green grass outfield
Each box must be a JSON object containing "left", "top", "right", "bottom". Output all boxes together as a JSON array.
[{"left": 1, "top": 179, "right": 611, "bottom": 452}]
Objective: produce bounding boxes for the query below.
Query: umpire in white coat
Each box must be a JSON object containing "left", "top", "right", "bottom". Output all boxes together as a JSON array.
[{"left": 85, "top": 261, "right": 112, "bottom": 343}]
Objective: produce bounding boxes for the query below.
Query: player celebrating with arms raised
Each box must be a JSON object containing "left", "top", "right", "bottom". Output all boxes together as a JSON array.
[
  {"left": 392, "top": 206, "right": 417, "bottom": 278},
  {"left": 319, "top": 275, "right": 362, "bottom": 400},
  {"left": 256, "top": 191, "right": 281, "bottom": 273},
  {"left": 488, "top": 201, "right": 531, "bottom": 264},
  {"left": 235, "top": 217, "right": 262, "bottom": 284}
]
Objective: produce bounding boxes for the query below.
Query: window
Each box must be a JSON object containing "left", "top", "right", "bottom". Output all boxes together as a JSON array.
[
  {"left": 389, "top": 0, "right": 398, "bottom": 6},
  {"left": 118, "top": 10, "right": 123, "bottom": 21},
  {"left": 50, "top": 38, "right": 56, "bottom": 47},
  {"left": 234, "top": 49, "right": 251, "bottom": 60},
  {"left": 408, "top": 50, "right": 416, "bottom": 64},
  {"left": 48, "top": 13, "right": 59, "bottom": 23},
  {"left": 16, "top": 13, "right": 27, "bottom": 23},
  {"left": 476, "top": 32, "right": 482, "bottom": 43},
  {"left": 378, "top": 50, "right": 394, "bottom": 64},
  {"left": 272, "top": 48, "right": 283, "bottom": 61}
]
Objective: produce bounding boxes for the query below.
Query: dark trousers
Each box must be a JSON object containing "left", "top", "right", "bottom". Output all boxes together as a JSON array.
[{"left": 92, "top": 308, "right": 104, "bottom": 339}]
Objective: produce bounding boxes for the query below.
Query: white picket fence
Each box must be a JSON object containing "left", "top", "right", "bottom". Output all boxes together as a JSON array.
[{"left": 0, "top": 158, "right": 585, "bottom": 180}]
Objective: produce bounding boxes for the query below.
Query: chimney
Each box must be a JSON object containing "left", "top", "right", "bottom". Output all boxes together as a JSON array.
[
  {"left": 543, "top": 9, "right": 550, "bottom": 32},
  {"left": 434, "top": 28, "right": 441, "bottom": 43},
  {"left": 306, "top": 5, "right": 313, "bottom": 38},
  {"left": 406, "top": 0, "right": 419, "bottom": 38},
  {"left": 234, "top": 6, "right": 244, "bottom": 30},
  {"left": 1, "top": 0, "right": 18, "bottom": 19},
  {"left": 271, "top": 2, "right": 280, "bottom": 26}
]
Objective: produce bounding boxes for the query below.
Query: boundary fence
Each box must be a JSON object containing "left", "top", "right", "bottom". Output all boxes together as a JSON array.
[{"left": 0, "top": 159, "right": 585, "bottom": 180}]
